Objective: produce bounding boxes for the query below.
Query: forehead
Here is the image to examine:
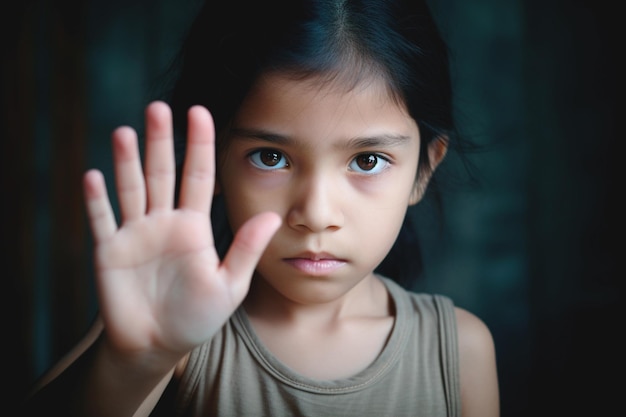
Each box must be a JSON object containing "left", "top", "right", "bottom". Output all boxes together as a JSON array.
[{"left": 231, "top": 72, "right": 418, "bottom": 143}]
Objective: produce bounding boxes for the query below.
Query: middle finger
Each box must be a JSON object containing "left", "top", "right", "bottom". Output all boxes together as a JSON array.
[{"left": 144, "top": 101, "right": 176, "bottom": 212}]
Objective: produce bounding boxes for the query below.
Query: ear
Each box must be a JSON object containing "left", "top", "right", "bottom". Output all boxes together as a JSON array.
[{"left": 408, "top": 136, "right": 448, "bottom": 205}]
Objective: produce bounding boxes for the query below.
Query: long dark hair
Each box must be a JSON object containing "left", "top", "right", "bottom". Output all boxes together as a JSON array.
[{"left": 164, "top": 0, "right": 464, "bottom": 288}]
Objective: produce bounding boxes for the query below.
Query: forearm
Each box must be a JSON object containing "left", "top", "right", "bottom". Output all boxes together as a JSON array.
[
  {"left": 82, "top": 340, "right": 177, "bottom": 417},
  {"left": 25, "top": 334, "right": 178, "bottom": 417}
]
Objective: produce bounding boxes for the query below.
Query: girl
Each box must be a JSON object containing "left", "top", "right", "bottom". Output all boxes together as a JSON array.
[{"left": 26, "top": 0, "right": 499, "bottom": 415}]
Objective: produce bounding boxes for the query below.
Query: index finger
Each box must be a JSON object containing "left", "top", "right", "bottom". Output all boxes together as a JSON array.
[{"left": 177, "top": 105, "right": 216, "bottom": 214}]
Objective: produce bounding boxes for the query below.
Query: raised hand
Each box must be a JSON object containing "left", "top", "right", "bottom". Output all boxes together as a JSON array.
[{"left": 83, "top": 101, "right": 281, "bottom": 360}]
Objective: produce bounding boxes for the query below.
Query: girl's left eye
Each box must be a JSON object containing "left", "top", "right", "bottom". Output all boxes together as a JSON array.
[
  {"left": 248, "top": 148, "right": 289, "bottom": 170},
  {"left": 349, "top": 153, "right": 390, "bottom": 174}
]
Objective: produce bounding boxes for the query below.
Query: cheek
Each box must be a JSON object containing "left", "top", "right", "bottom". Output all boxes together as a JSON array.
[
  {"left": 347, "top": 173, "right": 416, "bottom": 214},
  {"left": 220, "top": 175, "right": 290, "bottom": 230},
  {"left": 346, "top": 186, "right": 409, "bottom": 238},
  {"left": 346, "top": 210, "right": 405, "bottom": 272}
]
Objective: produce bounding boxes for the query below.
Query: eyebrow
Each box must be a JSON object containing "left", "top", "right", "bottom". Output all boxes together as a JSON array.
[
  {"left": 342, "top": 134, "right": 412, "bottom": 149},
  {"left": 229, "top": 127, "right": 412, "bottom": 149},
  {"left": 229, "top": 128, "right": 291, "bottom": 145}
]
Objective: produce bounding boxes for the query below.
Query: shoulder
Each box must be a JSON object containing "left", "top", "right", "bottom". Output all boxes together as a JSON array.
[
  {"left": 454, "top": 307, "right": 500, "bottom": 417},
  {"left": 455, "top": 307, "right": 494, "bottom": 354}
]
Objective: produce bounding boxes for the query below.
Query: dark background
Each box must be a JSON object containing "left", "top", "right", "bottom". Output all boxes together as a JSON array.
[{"left": 2, "top": 0, "right": 620, "bottom": 415}]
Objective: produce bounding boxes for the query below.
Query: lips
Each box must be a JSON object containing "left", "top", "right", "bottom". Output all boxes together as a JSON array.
[{"left": 283, "top": 252, "right": 347, "bottom": 276}]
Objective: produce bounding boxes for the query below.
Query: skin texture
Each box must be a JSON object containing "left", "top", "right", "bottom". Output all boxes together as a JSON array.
[
  {"left": 220, "top": 74, "right": 499, "bottom": 416},
  {"left": 28, "top": 74, "right": 499, "bottom": 416},
  {"left": 221, "top": 74, "right": 422, "bottom": 308},
  {"left": 56, "top": 102, "right": 281, "bottom": 416},
  {"left": 220, "top": 73, "right": 424, "bottom": 379}
]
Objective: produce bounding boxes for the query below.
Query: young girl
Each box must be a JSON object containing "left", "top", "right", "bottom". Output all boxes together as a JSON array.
[{"left": 26, "top": 0, "right": 499, "bottom": 415}]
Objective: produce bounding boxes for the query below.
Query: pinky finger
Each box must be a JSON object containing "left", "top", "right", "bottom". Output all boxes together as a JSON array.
[{"left": 83, "top": 169, "right": 118, "bottom": 242}]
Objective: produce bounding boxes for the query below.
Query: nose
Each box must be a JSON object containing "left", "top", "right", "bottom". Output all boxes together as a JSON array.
[{"left": 287, "top": 174, "right": 344, "bottom": 233}]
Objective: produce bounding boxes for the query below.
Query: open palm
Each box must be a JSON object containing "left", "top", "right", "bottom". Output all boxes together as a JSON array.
[{"left": 83, "top": 102, "right": 280, "bottom": 358}]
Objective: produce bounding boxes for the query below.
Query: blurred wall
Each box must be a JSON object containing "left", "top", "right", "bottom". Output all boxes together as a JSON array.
[{"left": 3, "top": 0, "right": 619, "bottom": 415}]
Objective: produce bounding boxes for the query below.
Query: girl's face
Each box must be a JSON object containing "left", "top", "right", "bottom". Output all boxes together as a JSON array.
[{"left": 218, "top": 73, "right": 422, "bottom": 304}]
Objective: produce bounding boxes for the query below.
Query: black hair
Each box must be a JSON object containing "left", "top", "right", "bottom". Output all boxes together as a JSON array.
[{"left": 163, "top": 0, "right": 462, "bottom": 288}]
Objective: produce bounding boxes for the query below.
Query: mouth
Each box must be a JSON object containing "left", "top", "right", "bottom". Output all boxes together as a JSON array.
[{"left": 283, "top": 252, "right": 347, "bottom": 276}]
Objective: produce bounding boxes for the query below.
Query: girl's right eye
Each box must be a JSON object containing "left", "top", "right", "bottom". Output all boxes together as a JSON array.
[{"left": 248, "top": 148, "right": 289, "bottom": 170}]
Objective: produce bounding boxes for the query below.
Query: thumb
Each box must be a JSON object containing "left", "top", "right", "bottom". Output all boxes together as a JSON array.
[{"left": 220, "top": 212, "right": 281, "bottom": 293}]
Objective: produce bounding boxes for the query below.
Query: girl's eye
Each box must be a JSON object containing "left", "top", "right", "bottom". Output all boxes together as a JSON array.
[
  {"left": 248, "top": 149, "right": 289, "bottom": 170},
  {"left": 349, "top": 153, "right": 390, "bottom": 174}
]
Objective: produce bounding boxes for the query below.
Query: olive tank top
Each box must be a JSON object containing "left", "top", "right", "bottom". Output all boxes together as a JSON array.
[{"left": 171, "top": 277, "right": 460, "bottom": 416}]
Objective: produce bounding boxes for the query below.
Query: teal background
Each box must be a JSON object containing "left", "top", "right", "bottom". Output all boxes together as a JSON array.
[{"left": 2, "top": 0, "right": 619, "bottom": 415}]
